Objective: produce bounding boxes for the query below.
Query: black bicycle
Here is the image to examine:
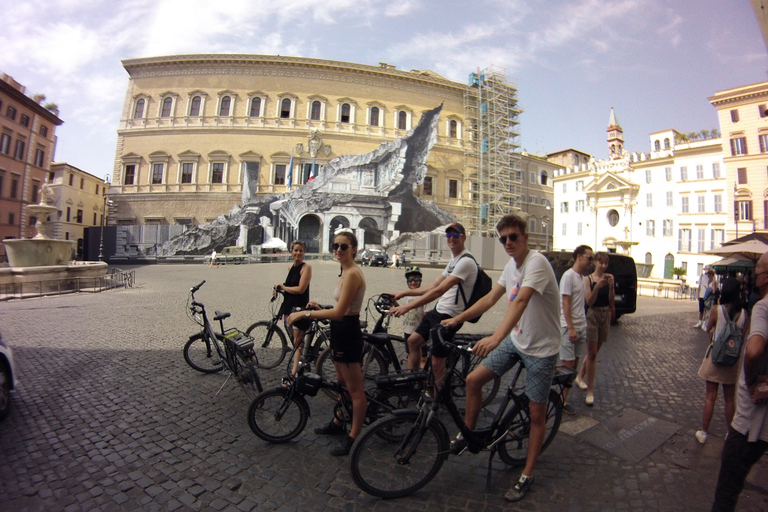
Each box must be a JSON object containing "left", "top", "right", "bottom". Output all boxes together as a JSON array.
[
  {"left": 247, "top": 328, "right": 425, "bottom": 444},
  {"left": 348, "top": 325, "right": 576, "bottom": 498},
  {"left": 244, "top": 290, "right": 291, "bottom": 369},
  {"left": 182, "top": 281, "right": 263, "bottom": 401}
]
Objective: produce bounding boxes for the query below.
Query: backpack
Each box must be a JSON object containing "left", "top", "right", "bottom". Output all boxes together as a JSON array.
[
  {"left": 709, "top": 306, "right": 745, "bottom": 366},
  {"left": 453, "top": 254, "right": 493, "bottom": 323}
]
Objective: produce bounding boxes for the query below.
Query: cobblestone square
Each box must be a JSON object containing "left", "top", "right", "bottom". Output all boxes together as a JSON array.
[{"left": 0, "top": 261, "right": 766, "bottom": 511}]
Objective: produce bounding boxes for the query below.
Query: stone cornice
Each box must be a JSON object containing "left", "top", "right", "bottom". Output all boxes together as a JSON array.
[{"left": 708, "top": 81, "right": 768, "bottom": 106}]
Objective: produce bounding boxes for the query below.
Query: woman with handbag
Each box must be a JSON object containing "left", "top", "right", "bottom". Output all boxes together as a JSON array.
[
  {"left": 575, "top": 252, "right": 614, "bottom": 406},
  {"left": 695, "top": 278, "right": 748, "bottom": 444}
]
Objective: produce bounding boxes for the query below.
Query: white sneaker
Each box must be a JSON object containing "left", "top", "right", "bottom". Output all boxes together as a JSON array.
[
  {"left": 574, "top": 376, "right": 588, "bottom": 390},
  {"left": 693, "top": 321, "right": 702, "bottom": 329},
  {"left": 695, "top": 430, "right": 708, "bottom": 444}
]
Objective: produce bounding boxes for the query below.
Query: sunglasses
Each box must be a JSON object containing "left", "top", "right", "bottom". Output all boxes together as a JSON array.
[
  {"left": 407, "top": 277, "right": 422, "bottom": 283},
  {"left": 498, "top": 233, "right": 520, "bottom": 244},
  {"left": 331, "top": 243, "right": 350, "bottom": 251},
  {"left": 445, "top": 232, "right": 461, "bottom": 239}
]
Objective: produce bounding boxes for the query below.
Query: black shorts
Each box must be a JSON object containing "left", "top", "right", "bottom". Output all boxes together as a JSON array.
[
  {"left": 698, "top": 298, "right": 706, "bottom": 315},
  {"left": 413, "top": 309, "right": 462, "bottom": 358},
  {"left": 330, "top": 315, "right": 364, "bottom": 363}
]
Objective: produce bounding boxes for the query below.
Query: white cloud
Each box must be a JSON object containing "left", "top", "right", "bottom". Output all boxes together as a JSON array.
[{"left": 384, "top": 0, "right": 420, "bottom": 17}]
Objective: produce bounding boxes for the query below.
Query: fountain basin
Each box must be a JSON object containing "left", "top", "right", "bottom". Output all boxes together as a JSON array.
[{"left": 3, "top": 239, "right": 76, "bottom": 267}]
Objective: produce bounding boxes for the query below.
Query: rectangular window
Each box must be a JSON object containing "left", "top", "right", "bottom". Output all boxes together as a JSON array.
[
  {"left": 562, "top": 183, "right": 567, "bottom": 193},
  {"left": 562, "top": 223, "right": 567, "bottom": 236},
  {"left": 698, "top": 228, "right": 705, "bottom": 253},
  {"left": 66, "top": 207, "right": 71, "bottom": 222},
  {"left": 678, "top": 228, "right": 691, "bottom": 252},
  {"left": 663, "top": 219, "right": 673, "bottom": 236},
  {"left": 645, "top": 170, "right": 651, "bottom": 183},
  {"left": 152, "top": 163, "right": 163, "bottom": 184},
  {"left": 14, "top": 139, "right": 25, "bottom": 160},
  {"left": 274, "top": 164, "right": 286, "bottom": 185},
  {"left": 529, "top": 171, "right": 535, "bottom": 183},
  {"left": 576, "top": 180, "right": 584, "bottom": 191},
  {"left": 738, "top": 200, "right": 753, "bottom": 220},
  {"left": 30, "top": 181, "right": 39, "bottom": 203},
  {"left": 711, "top": 229, "right": 724, "bottom": 250},
  {"left": 646, "top": 220, "right": 655, "bottom": 237},
  {"left": 211, "top": 163, "right": 224, "bottom": 184},
  {"left": 0, "top": 133, "right": 10, "bottom": 154},
  {"left": 665, "top": 166, "right": 672, "bottom": 181},
  {"left": 560, "top": 202, "right": 569, "bottom": 213},
  {"left": 713, "top": 162, "right": 720, "bottom": 178},
  {"left": 576, "top": 200, "right": 585, "bottom": 212},
  {"left": 681, "top": 196, "right": 689, "bottom": 213},
  {"left": 448, "top": 179, "right": 458, "bottom": 198},
  {"left": 730, "top": 109, "right": 739, "bottom": 122},
  {"left": 714, "top": 195, "right": 722, "bottom": 213},
  {"left": 680, "top": 166, "right": 687, "bottom": 181},
  {"left": 529, "top": 219, "right": 536, "bottom": 233},
  {"left": 666, "top": 191, "right": 673, "bottom": 206},
  {"left": 40, "top": 125, "right": 48, "bottom": 137},
  {"left": 698, "top": 195, "right": 705, "bottom": 213},
  {"left": 737, "top": 167, "right": 747, "bottom": 184},
  {"left": 80, "top": 177, "right": 84, "bottom": 189},
  {"left": 730, "top": 137, "right": 747, "bottom": 156},
  {"left": 423, "top": 176, "right": 433, "bottom": 195},
  {"left": 69, "top": 174, "right": 73, "bottom": 186},
  {"left": 6, "top": 105, "right": 17, "bottom": 121},
  {"left": 696, "top": 165, "right": 703, "bottom": 179},
  {"left": 10, "top": 174, "right": 19, "bottom": 199},
  {"left": 577, "top": 222, "right": 582, "bottom": 236},
  {"left": 76, "top": 209, "right": 83, "bottom": 224},
  {"left": 93, "top": 212, "right": 97, "bottom": 225},
  {"left": 181, "top": 163, "right": 193, "bottom": 184},
  {"left": 20, "top": 113, "right": 29, "bottom": 127},
  {"left": 34, "top": 148, "right": 44, "bottom": 167},
  {"left": 0, "top": 172, "right": 4, "bottom": 197},
  {"left": 760, "top": 134, "right": 768, "bottom": 153},
  {"left": 124, "top": 165, "right": 136, "bottom": 185},
  {"left": 8, "top": 212, "right": 14, "bottom": 225},
  {"left": 646, "top": 193, "right": 653, "bottom": 207}
]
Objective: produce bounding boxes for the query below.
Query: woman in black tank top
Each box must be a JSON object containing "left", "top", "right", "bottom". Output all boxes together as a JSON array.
[
  {"left": 275, "top": 241, "right": 312, "bottom": 376},
  {"left": 575, "top": 252, "right": 615, "bottom": 406}
]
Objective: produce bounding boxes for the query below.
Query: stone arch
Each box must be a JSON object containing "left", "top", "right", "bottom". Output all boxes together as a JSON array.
[
  {"left": 359, "top": 217, "right": 382, "bottom": 246},
  {"left": 328, "top": 216, "right": 350, "bottom": 251},
  {"left": 298, "top": 214, "right": 322, "bottom": 254}
]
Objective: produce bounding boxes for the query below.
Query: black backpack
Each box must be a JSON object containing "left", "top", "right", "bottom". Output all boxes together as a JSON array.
[{"left": 453, "top": 253, "right": 493, "bottom": 323}]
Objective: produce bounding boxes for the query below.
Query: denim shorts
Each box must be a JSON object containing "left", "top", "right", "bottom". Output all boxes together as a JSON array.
[{"left": 483, "top": 335, "right": 557, "bottom": 404}]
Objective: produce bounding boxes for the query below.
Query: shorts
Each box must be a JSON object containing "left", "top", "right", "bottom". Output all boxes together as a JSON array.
[
  {"left": 559, "top": 324, "right": 587, "bottom": 361},
  {"left": 483, "top": 336, "right": 557, "bottom": 404},
  {"left": 586, "top": 307, "right": 611, "bottom": 346},
  {"left": 413, "top": 309, "right": 462, "bottom": 358},
  {"left": 698, "top": 298, "right": 706, "bottom": 315},
  {"left": 330, "top": 315, "right": 364, "bottom": 363}
]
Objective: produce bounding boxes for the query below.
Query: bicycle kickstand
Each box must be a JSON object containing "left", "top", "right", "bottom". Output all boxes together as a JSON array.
[{"left": 214, "top": 373, "right": 233, "bottom": 397}]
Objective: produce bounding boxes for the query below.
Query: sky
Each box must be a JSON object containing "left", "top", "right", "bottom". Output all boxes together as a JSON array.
[{"left": 1, "top": 0, "right": 766, "bottom": 179}]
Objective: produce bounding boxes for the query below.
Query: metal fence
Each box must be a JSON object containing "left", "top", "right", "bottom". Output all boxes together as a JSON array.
[{"left": 0, "top": 269, "right": 135, "bottom": 301}]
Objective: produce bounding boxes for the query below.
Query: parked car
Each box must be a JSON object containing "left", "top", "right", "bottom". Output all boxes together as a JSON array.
[
  {"left": 368, "top": 250, "right": 388, "bottom": 267},
  {"left": 542, "top": 250, "right": 637, "bottom": 320},
  {"left": 0, "top": 330, "right": 17, "bottom": 422}
]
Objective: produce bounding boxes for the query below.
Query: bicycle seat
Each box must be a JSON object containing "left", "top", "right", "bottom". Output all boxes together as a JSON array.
[
  {"left": 214, "top": 311, "right": 231, "bottom": 321},
  {"left": 362, "top": 332, "right": 390, "bottom": 348}
]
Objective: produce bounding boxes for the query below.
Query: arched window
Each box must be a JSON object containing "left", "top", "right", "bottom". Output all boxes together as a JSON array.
[
  {"left": 645, "top": 252, "right": 652, "bottom": 265},
  {"left": 219, "top": 96, "right": 231, "bottom": 117},
  {"left": 280, "top": 98, "right": 291, "bottom": 119},
  {"left": 398, "top": 111, "right": 407, "bottom": 130},
  {"left": 370, "top": 107, "right": 379, "bottom": 127},
  {"left": 250, "top": 97, "right": 261, "bottom": 117},
  {"left": 189, "top": 96, "right": 201, "bottom": 117},
  {"left": 161, "top": 97, "right": 173, "bottom": 118},
  {"left": 340, "top": 103, "right": 351, "bottom": 123},
  {"left": 311, "top": 101, "right": 321, "bottom": 121},
  {"left": 664, "top": 138, "right": 670, "bottom": 149},
  {"left": 449, "top": 120, "right": 457, "bottom": 138},
  {"left": 133, "top": 99, "right": 145, "bottom": 119},
  {"left": 654, "top": 140, "right": 660, "bottom": 151},
  {"left": 540, "top": 170, "right": 548, "bottom": 186}
]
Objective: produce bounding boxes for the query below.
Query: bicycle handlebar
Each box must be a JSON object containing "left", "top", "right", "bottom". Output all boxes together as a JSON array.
[{"left": 190, "top": 280, "right": 206, "bottom": 293}]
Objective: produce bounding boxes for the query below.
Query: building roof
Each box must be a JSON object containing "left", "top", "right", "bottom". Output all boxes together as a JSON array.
[{"left": 0, "top": 76, "right": 64, "bottom": 126}]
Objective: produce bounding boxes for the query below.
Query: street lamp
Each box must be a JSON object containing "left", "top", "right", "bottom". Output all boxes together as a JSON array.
[{"left": 98, "top": 177, "right": 112, "bottom": 262}]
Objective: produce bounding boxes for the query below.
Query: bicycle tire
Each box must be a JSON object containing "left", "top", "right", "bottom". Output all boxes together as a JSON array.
[
  {"left": 247, "top": 388, "right": 309, "bottom": 443},
  {"left": 287, "top": 326, "right": 330, "bottom": 375},
  {"left": 232, "top": 352, "right": 263, "bottom": 401},
  {"left": 316, "top": 344, "right": 388, "bottom": 400},
  {"left": 443, "top": 351, "right": 500, "bottom": 411},
  {"left": 367, "top": 388, "right": 422, "bottom": 422},
  {"left": 350, "top": 412, "right": 447, "bottom": 499},
  {"left": 246, "top": 321, "right": 288, "bottom": 369},
  {"left": 183, "top": 333, "right": 224, "bottom": 374},
  {"left": 497, "top": 389, "right": 562, "bottom": 466}
]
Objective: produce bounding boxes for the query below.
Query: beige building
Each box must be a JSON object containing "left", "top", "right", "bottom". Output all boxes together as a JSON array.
[
  {"left": 110, "top": 55, "right": 500, "bottom": 239},
  {"left": 517, "top": 152, "right": 559, "bottom": 250},
  {"left": 48, "top": 163, "right": 109, "bottom": 257},
  {"left": 709, "top": 81, "right": 768, "bottom": 240}
]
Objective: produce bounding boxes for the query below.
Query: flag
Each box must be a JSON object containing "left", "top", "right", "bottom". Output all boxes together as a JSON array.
[
  {"left": 287, "top": 152, "right": 293, "bottom": 190},
  {"left": 308, "top": 155, "right": 317, "bottom": 182}
]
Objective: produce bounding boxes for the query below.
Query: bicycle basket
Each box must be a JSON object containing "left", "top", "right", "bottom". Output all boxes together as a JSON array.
[
  {"left": 296, "top": 372, "right": 323, "bottom": 396},
  {"left": 223, "top": 329, "right": 255, "bottom": 352}
]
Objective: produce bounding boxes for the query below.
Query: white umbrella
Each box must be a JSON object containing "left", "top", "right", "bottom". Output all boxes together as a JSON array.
[{"left": 704, "top": 240, "right": 768, "bottom": 262}]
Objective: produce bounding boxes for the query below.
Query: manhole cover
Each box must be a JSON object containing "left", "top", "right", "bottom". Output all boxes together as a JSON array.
[{"left": 575, "top": 408, "right": 680, "bottom": 463}]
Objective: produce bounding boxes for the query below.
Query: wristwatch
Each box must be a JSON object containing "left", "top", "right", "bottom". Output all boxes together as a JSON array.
[{"left": 304, "top": 311, "right": 311, "bottom": 318}]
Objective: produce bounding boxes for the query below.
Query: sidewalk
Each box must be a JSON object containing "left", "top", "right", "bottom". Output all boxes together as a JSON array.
[{"left": 0, "top": 262, "right": 765, "bottom": 511}]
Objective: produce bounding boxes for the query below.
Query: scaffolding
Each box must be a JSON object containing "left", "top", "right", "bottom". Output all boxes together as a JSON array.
[{"left": 464, "top": 66, "right": 522, "bottom": 236}]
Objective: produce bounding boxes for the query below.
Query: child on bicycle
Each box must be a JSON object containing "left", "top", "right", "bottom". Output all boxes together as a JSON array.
[{"left": 400, "top": 267, "right": 428, "bottom": 367}]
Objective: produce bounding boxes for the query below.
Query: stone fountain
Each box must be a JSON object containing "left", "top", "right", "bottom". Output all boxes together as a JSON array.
[{"left": 1, "top": 179, "right": 107, "bottom": 296}]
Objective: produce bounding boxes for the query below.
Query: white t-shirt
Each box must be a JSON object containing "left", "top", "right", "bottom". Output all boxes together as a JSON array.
[
  {"left": 435, "top": 250, "right": 478, "bottom": 317},
  {"left": 498, "top": 250, "right": 561, "bottom": 357},
  {"left": 698, "top": 273, "right": 712, "bottom": 299},
  {"left": 559, "top": 268, "right": 586, "bottom": 329},
  {"left": 401, "top": 296, "right": 425, "bottom": 334},
  {"left": 732, "top": 296, "right": 768, "bottom": 442}
]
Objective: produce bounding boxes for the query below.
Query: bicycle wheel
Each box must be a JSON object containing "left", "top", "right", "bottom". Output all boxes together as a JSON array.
[
  {"left": 247, "top": 388, "right": 309, "bottom": 443},
  {"left": 361, "top": 344, "right": 388, "bottom": 385},
  {"left": 450, "top": 351, "right": 500, "bottom": 410},
  {"left": 183, "top": 333, "right": 224, "bottom": 374},
  {"left": 245, "top": 321, "right": 288, "bottom": 369},
  {"left": 233, "top": 354, "right": 263, "bottom": 401},
  {"left": 350, "top": 412, "right": 447, "bottom": 499},
  {"left": 367, "top": 388, "right": 421, "bottom": 422},
  {"left": 288, "top": 326, "right": 330, "bottom": 375},
  {"left": 497, "top": 389, "right": 563, "bottom": 466},
  {"left": 316, "top": 344, "right": 388, "bottom": 400}
]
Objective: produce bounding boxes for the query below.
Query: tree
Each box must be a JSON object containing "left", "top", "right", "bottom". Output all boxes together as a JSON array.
[{"left": 672, "top": 266, "right": 687, "bottom": 280}]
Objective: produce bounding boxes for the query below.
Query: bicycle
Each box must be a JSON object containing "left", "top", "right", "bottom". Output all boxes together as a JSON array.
[
  {"left": 182, "top": 280, "right": 264, "bottom": 401},
  {"left": 244, "top": 290, "right": 291, "bottom": 370},
  {"left": 247, "top": 325, "right": 426, "bottom": 444},
  {"left": 348, "top": 325, "right": 576, "bottom": 499}
]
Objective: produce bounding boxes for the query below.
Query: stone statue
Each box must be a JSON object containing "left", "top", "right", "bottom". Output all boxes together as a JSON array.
[{"left": 40, "top": 177, "right": 55, "bottom": 206}]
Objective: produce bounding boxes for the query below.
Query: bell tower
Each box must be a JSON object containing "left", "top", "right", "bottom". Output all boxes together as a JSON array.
[{"left": 607, "top": 106, "right": 624, "bottom": 160}]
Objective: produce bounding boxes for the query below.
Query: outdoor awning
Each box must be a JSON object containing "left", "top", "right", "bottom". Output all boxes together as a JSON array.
[{"left": 709, "top": 257, "right": 755, "bottom": 272}]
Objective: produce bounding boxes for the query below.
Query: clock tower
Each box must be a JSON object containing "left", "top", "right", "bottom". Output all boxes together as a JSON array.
[{"left": 607, "top": 107, "right": 624, "bottom": 160}]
